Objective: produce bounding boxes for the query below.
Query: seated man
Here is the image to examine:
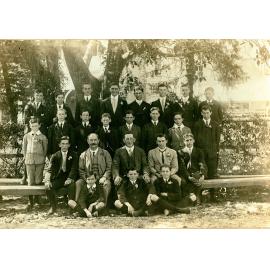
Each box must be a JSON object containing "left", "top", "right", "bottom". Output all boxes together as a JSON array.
[
  {"left": 76, "top": 133, "right": 112, "bottom": 206},
  {"left": 68, "top": 174, "right": 105, "bottom": 218},
  {"left": 114, "top": 168, "right": 155, "bottom": 217},
  {"left": 148, "top": 165, "right": 191, "bottom": 216},
  {"left": 178, "top": 133, "right": 207, "bottom": 205},
  {"left": 44, "top": 136, "right": 78, "bottom": 215},
  {"left": 148, "top": 133, "right": 181, "bottom": 185},
  {"left": 113, "top": 133, "right": 150, "bottom": 187}
]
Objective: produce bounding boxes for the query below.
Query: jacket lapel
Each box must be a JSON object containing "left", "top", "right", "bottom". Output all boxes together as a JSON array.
[{"left": 155, "top": 148, "right": 162, "bottom": 164}]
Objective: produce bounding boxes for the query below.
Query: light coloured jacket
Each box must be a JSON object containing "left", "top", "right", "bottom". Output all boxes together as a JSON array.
[{"left": 22, "top": 131, "right": 48, "bottom": 164}]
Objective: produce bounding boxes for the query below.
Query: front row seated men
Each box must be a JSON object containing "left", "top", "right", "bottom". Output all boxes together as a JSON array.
[{"left": 44, "top": 136, "right": 78, "bottom": 214}]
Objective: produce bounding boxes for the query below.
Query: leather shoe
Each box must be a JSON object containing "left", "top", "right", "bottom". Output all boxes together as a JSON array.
[{"left": 176, "top": 207, "right": 191, "bottom": 214}]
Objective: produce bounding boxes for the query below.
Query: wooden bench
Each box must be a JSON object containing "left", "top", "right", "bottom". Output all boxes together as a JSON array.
[{"left": 0, "top": 175, "right": 270, "bottom": 197}]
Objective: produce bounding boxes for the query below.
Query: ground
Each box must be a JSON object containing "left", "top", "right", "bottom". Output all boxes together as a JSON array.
[{"left": 0, "top": 187, "right": 270, "bottom": 228}]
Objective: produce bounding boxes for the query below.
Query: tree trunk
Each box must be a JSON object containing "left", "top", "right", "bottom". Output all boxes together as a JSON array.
[
  {"left": 103, "top": 40, "right": 129, "bottom": 98},
  {"left": 186, "top": 52, "right": 195, "bottom": 97},
  {"left": 1, "top": 60, "right": 17, "bottom": 122}
]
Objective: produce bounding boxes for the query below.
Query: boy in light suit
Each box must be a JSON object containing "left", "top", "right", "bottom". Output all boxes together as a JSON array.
[
  {"left": 22, "top": 117, "right": 48, "bottom": 211},
  {"left": 168, "top": 112, "right": 191, "bottom": 151}
]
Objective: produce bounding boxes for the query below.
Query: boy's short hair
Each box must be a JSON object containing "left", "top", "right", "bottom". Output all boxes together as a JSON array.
[
  {"left": 205, "top": 87, "right": 214, "bottom": 93},
  {"left": 150, "top": 106, "right": 160, "bottom": 113},
  {"left": 29, "top": 117, "right": 40, "bottom": 125},
  {"left": 55, "top": 92, "right": 64, "bottom": 98},
  {"left": 101, "top": 113, "right": 111, "bottom": 119},
  {"left": 156, "top": 133, "right": 168, "bottom": 140},
  {"left": 82, "top": 82, "right": 91, "bottom": 87},
  {"left": 125, "top": 110, "right": 134, "bottom": 116},
  {"left": 80, "top": 109, "right": 90, "bottom": 115},
  {"left": 59, "top": 136, "right": 70, "bottom": 144},
  {"left": 174, "top": 111, "right": 183, "bottom": 118},
  {"left": 127, "top": 168, "right": 138, "bottom": 173},
  {"left": 183, "top": 133, "right": 194, "bottom": 140},
  {"left": 158, "top": 82, "right": 167, "bottom": 89},
  {"left": 133, "top": 85, "right": 144, "bottom": 92},
  {"left": 160, "top": 164, "right": 171, "bottom": 171},
  {"left": 57, "top": 108, "right": 67, "bottom": 114},
  {"left": 34, "top": 89, "right": 43, "bottom": 95},
  {"left": 201, "top": 105, "right": 212, "bottom": 112},
  {"left": 110, "top": 82, "right": 119, "bottom": 88}
]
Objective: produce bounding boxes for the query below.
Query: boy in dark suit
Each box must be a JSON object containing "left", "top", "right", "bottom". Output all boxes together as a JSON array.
[
  {"left": 74, "top": 110, "right": 95, "bottom": 155},
  {"left": 96, "top": 113, "right": 119, "bottom": 157},
  {"left": 68, "top": 174, "right": 105, "bottom": 218},
  {"left": 193, "top": 105, "right": 220, "bottom": 201},
  {"left": 114, "top": 168, "right": 155, "bottom": 217},
  {"left": 44, "top": 136, "right": 78, "bottom": 214},
  {"left": 100, "top": 83, "right": 127, "bottom": 127},
  {"left": 127, "top": 85, "right": 151, "bottom": 127},
  {"left": 199, "top": 87, "right": 223, "bottom": 127},
  {"left": 47, "top": 108, "right": 75, "bottom": 156},
  {"left": 24, "top": 89, "right": 49, "bottom": 136},
  {"left": 148, "top": 165, "right": 191, "bottom": 216},
  {"left": 48, "top": 92, "right": 76, "bottom": 127},
  {"left": 75, "top": 83, "right": 101, "bottom": 127},
  {"left": 178, "top": 133, "right": 207, "bottom": 204},
  {"left": 177, "top": 82, "right": 199, "bottom": 130},
  {"left": 142, "top": 107, "right": 168, "bottom": 153},
  {"left": 150, "top": 83, "right": 180, "bottom": 128},
  {"left": 119, "top": 110, "right": 141, "bottom": 146}
]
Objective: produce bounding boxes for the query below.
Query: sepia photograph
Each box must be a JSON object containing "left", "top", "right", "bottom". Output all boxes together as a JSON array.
[{"left": 0, "top": 39, "right": 270, "bottom": 228}]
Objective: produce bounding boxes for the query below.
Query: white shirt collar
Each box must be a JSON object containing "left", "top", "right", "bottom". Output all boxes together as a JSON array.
[
  {"left": 158, "top": 147, "right": 167, "bottom": 152},
  {"left": 84, "top": 95, "right": 91, "bottom": 101},
  {"left": 103, "top": 125, "right": 110, "bottom": 131},
  {"left": 163, "top": 178, "right": 169, "bottom": 183},
  {"left": 82, "top": 121, "right": 89, "bottom": 126},
  {"left": 31, "top": 130, "right": 41, "bottom": 136},
  {"left": 61, "top": 150, "right": 68, "bottom": 156},
  {"left": 183, "top": 146, "right": 193, "bottom": 154},
  {"left": 91, "top": 148, "right": 98, "bottom": 155},
  {"left": 136, "top": 99, "right": 143, "bottom": 105},
  {"left": 57, "top": 104, "right": 64, "bottom": 109},
  {"left": 182, "top": 96, "right": 189, "bottom": 102},
  {"left": 125, "top": 145, "right": 134, "bottom": 152},
  {"left": 111, "top": 95, "right": 119, "bottom": 100},
  {"left": 203, "top": 118, "right": 210, "bottom": 124},
  {"left": 129, "top": 179, "right": 137, "bottom": 185},
  {"left": 173, "top": 123, "right": 184, "bottom": 129},
  {"left": 151, "top": 120, "right": 158, "bottom": 125},
  {"left": 58, "top": 121, "right": 65, "bottom": 126},
  {"left": 207, "top": 99, "right": 213, "bottom": 103},
  {"left": 126, "top": 123, "right": 133, "bottom": 129}
]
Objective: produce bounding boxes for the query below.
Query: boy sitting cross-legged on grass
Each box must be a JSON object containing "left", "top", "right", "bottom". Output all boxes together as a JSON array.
[
  {"left": 114, "top": 168, "right": 155, "bottom": 217},
  {"left": 148, "top": 165, "right": 191, "bottom": 216},
  {"left": 68, "top": 173, "right": 105, "bottom": 218}
]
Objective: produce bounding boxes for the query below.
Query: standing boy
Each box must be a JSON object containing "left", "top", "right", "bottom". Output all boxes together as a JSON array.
[{"left": 22, "top": 117, "right": 48, "bottom": 211}]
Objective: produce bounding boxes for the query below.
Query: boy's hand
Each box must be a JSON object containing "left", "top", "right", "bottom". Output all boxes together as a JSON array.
[
  {"left": 114, "top": 176, "right": 122, "bottom": 186},
  {"left": 64, "top": 178, "right": 73, "bottom": 186},
  {"left": 125, "top": 203, "right": 134, "bottom": 214},
  {"left": 146, "top": 194, "right": 152, "bottom": 206},
  {"left": 99, "top": 176, "right": 106, "bottom": 185},
  {"left": 84, "top": 209, "right": 92, "bottom": 218},
  {"left": 44, "top": 182, "right": 52, "bottom": 190},
  {"left": 150, "top": 194, "right": 159, "bottom": 202},
  {"left": 160, "top": 192, "right": 168, "bottom": 197}
]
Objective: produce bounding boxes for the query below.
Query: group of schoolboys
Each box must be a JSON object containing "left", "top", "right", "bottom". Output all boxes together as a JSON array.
[{"left": 22, "top": 81, "right": 223, "bottom": 218}]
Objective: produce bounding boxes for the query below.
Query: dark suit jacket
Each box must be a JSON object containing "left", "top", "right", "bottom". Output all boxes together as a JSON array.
[
  {"left": 142, "top": 121, "right": 168, "bottom": 153},
  {"left": 177, "top": 97, "right": 199, "bottom": 129},
  {"left": 24, "top": 102, "right": 49, "bottom": 135},
  {"left": 101, "top": 97, "right": 127, "bottom": 127},
  {"left": 193, "top": 119, "right": 220, "bottom": 158},
  {"left": 119, "top": 124, "right": 141, "bottom": 146},
  {"left": 113, "top": 146, "right": 149, "bottom": 178},
  {"left": 199, "top": 100, "right": 223, "bottom": 126},
  {"left": 47, "top": 122, "right": 75, "bottom": 155},
  {"left": 151, "top": 99, "right": 180, "bottom": 128},
  {"left": 154, "top": 177, "right": 181, "bottom": 202},
  {"left": 95, "top": 125, "right": 119, "bottom": 157},
  {"left": 46, "top": 150, "right": 78, "bottom": 183},
  {"left": 127, "top": 100, "right": 151, "bottom": 127},
  {"left": 74, "top": 123, "right": 96, "bottom": 154},
  {"left": 48, "top": 104, "right": 76, "bottom": 127},
  {"left": 75, "top": 96, "right": 101, "bottom": 127},
  {"left": 178, "top": 147, "right": 207, "bottom": 179},
  {"left": 117, "top": 178, "right": 154, "bottom": 209}
]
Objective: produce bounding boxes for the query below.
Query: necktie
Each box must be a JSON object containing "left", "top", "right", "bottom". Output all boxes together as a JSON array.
[
  {"left": 128, "top": 148, "right": 133, "bottom": 156},
  {"left": 112, "top": 98, "right": 116, "bottom": 113},
  {"left": 154, "top": 121, "right": 157, "bottom": 126},
  {"left": 161, "top": 99, "right": 165, "bottom": 111},
  {"left": 62, "top": 152, "right": 67, "bottom": 172},
  {"left": 160, "top": 150, "right": 165, "bottom": 164},
  {"left": 128, "top": 125, "right": 131, "bottom": 131},
  {"left": 92, "top": 151, "right": 95, "bottom": 159}
]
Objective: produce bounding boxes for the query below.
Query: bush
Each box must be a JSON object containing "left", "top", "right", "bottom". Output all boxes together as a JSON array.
[
  {"left": 218, "top": 113, "right": 270, "bottom": 175},
  {"left": 0, "top": 122, "right": 24, "bottom": 177}
]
